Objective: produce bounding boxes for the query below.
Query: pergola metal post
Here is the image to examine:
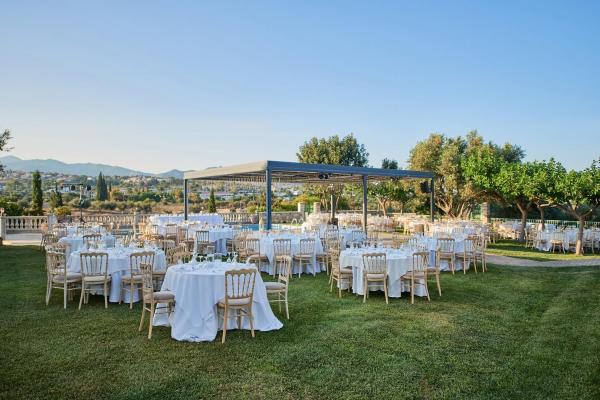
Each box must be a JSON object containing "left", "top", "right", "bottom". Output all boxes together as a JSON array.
[
  {"left": 362, "top": 175, "right": 368, "bottom": 234},
  {"left": 330, "top": 193, "right": 336, "bottom": 224},
  {"left": 429, "top": 178, "right": 435, "bottom": 222},
  {"left": 183, "top": 179, "right": 189, "bottom": 221},
  {"left": 266, "top": 168, "right": 272, "bottom": 230}
]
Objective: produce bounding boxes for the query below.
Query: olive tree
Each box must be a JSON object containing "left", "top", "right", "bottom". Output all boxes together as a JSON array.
[{"left": 547, "top": 160, "right": 600, "bottom": 255}]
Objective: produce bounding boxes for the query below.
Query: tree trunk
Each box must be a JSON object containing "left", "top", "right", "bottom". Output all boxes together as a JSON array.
[
  {"left": 517, "top": 205, "right": 528, "bottom": 243},
  {"left": 576, "top": 218, "right": 584, "bottom": 255},
  {"left": 539, "top": 206, "right": 545, "bottom": 230}
]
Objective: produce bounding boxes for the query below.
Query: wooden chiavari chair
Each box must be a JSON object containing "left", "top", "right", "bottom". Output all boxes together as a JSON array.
[
  {"left": 361, "top": 253, "right": 388, "bottom": 304},
  {"left": 120, "top": 251, "right": 155, "bottom": 309},
  {"left": 401, "top": 251, "right": 430, "bottom": 304},
  {"left": 436, "top": 238, "right": 456, "bottom": 274},
  {"left": 46, "top": 251, "right": 81, "bottom": 309},
  {"left": 138, "top": 263, "right": 174, "bottom": 339},
  {"left": 78, "top": 252, "right": 110, "bottom": 309},
  {"left": 217, "top": 268, "right": 257, "bottom": 343},
  {"left": 265, "top": 255, "right": 291, "bottom": 319},
  {"left": 292, "top": 238, "right": 316, "bottom": 277}
]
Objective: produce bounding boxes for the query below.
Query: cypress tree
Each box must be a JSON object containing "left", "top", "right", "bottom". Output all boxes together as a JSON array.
[
  {"left": 208, "top": 188, "right": 217, "bottom": 213},
  {"left": 31, "top": 170, "right": 43, "bottom": 214}
]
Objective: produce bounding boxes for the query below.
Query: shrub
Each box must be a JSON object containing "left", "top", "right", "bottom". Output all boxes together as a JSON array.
[
  {"left": 0, "top": 199, "right": 24, "bottom": 216},
  {"left": 54, "top": 206, "right": 72, "bottom": 217}
]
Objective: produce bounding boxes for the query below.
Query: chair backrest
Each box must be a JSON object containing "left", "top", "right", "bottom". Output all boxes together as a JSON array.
[
  {"left": 150, "top": 225, "right": 161, "bottom": 235},
  {"left": 177, "top": 227, "right": 188, "bottom": 242},
  {"left": 437, "top": 238, "right": 455, "bottom": 253},
  {"left": 43, "top": 233, "right": 58, "bottom": 246},
  {"left": 165, "top": 224, "right": 177, "bottom": 236},
  {"left": 411, "top": 251, "right": 429, "bottom": 273},
  {"left": 352, "top": 230, "right": 365, "bottom": 242},
  {"left": 245, "top": 238, "right": 260, "bottom": 255},
  {"left": 298, "top": 238, "right": 315, "bottom": 255},
  {"left": 46, "top": 251, "right": 67, "bottom": 276},
  {"left": 161, "top": 239, "right": 177, "bottom": 252},
  {"left": 362, "top": 252, "right": 387, "bottom": 274},
  {"left": 140, "top": 263, "right": 154, "bottom": 300},
  {"left": 224, "top": 268, "right": 257, "bottom": 304},
  {"left": 463, "top": 238, "right": 476, "bottom": 253},
  {"left": 195, "top": 230, "right": 210, "bottom": 243},
  {"left": 130, "top": 251, "right": 155, "bottom": 275},
  {"left": 80, "top": 252, "right": 109, "bottom": 277},
  {"left": 166, "top": 246, "right": 180, "bottom": 266},
  {"left": 327, "top": 237, "right": 341, "bottom": 255},
  {"left": 114, "top": 231, "right": 132, "bottom": 246},
  {"left": 276, "top": 255, "right": 292, "bottom": 284},
  {"left": 367, "top": 230, "right": 379, "bottom": 242},
  {"left": 273, "top": 239, "right": 292, "bottom": 257},
  {"left": 83, "top": 234, "right": 102, "bottom": 247}
]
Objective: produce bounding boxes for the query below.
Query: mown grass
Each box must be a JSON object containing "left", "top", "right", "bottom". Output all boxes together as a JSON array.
[
  {"left": 0, "top": 245, "right": 599, "bottom": 399},
  {"left": 487, "top": 239, "right": 599, "bottom": 262}
]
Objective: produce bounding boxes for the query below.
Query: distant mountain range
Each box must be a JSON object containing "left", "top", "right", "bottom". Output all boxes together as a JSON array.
[{"left": 0, "top": 155, "right": 187, "bottom": 179}]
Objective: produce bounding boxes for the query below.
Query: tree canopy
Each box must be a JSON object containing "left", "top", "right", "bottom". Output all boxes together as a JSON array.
[
  {"left": 0, "top": 129, "right": 12, "bottom": 174},
  {"left": 297, "top": 133, "right": 368, "bottom": 167},
  {"left": 409, "top": 131, "right": 525, "bottom": 219}
]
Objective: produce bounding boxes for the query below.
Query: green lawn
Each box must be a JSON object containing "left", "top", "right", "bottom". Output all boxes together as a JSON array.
[
  {"left": 487, "top": 239, "right": 599, "bottom": 262},
  {"left": 1, "top": 246, "right": 599, "bottom": 399}
]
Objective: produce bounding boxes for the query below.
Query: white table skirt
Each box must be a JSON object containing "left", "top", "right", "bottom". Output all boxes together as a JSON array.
[
  {"left": 339, "top": 250, "right": 428, "bottom": 297},
  {"left": 68, "top": 248, "right": 166, "bottom": 303},
  {"left": 153, "top": 262, "right": 282, "bottom": 342}
]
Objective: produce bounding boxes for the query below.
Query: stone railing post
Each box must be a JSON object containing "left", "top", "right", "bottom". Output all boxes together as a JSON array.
[{"left": 0, "top": 216, "right": 6, "bottom": 240}]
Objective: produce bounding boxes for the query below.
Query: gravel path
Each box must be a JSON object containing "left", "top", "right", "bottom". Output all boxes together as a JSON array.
[{"left": 487, "top": 254, "right": 600, "bottom": 267}]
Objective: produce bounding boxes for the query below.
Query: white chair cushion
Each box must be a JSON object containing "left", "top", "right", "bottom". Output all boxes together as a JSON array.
[
  {"left": 83, "top": 275, "right": 110, "bottom": 283},
  {"left": 218, "top": 297, "right": 251, "bottom": 307},
  {"left": 53, "top": 273, "right": 82, "bottom": 281},
  {"left": 265, "top": 282, "right": 286, "bottom": 291},
  {"left": 151, "top": 291, "right": 175, "bottom": 301}
]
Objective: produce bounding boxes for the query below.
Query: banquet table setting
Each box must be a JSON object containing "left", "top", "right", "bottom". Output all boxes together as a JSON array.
[
  {"left": 67, "top": 245, "right": 167, "bottom": 303},
  {"left": 153, "top": 261, "right": 282, "bottom": 342},
  {"left": 339, "top": 246, "right": 429, "bottom": 297},
  {"left": 248, "top": 231, "right": 325, "bottom": 275},
  {"left": 59, "top": 233, "right": 116, "bottom": 257}
]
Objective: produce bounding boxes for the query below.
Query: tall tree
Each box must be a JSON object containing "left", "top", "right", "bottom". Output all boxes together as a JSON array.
[
  {"left": 297, "top": 133, "right": 369, "bottom": 211},
  {"left": 524, "top": 159, "right": 563, "bottom": 230},
  {"left": 369, "top": 158, "right": 412, "bottom": 216},
  {"left": 49, "top": 184, "right": 64, "bottom": 209},
  {"left": 547, "top": 160, "right": 600, "bottom": 255},
  {"left": 0, "top": 129, "right": 12, "bottom": 174},
  {"left": 31, "top": 170, "right": 43, "bottom": 214},
  {"left": 410, "top": 131, "right": 524, "bottom": 219},
  {"left": 96, "top": 173, "right": 108, "bottom": 201},
  {"left": 208, "top": 188, "right": 217, "bottom": 213}
]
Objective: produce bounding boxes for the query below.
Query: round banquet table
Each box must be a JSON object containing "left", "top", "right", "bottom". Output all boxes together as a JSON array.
[
  {"left": 68, "top": 246, "right": 166, "bottom": 303},
  {"left": 152, "top": 262, "right": 283, "bottom": 342},
  {"left": 59, "top": 234, "right": 115, "bottom": 258},
  {"left": 339, "top": 248, "right": 428, "bottom": 297},
  {"left": 252, "top": 233, "right": 325, "bottom": 275},
  {"left": 65, "top": 225, "right": 106, "bottom": 236}
]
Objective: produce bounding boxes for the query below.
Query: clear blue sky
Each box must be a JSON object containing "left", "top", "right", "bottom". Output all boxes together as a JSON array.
[{"left": 1, "top": 1, "right": 599, "bottom": 173}]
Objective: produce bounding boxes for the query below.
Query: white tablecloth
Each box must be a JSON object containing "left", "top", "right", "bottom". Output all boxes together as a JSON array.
[
  {"left": 148, "top": 214, "right": 224, "bottom": 226},
  {"left": 59, "top": 234, "right": 115, "bottom": 258},
  {"left": 68, "top": 247, "right": 166, "bottom": 303},
  {"left": 153, "top": 262, "right": 282, "bottom": 342},
  {"left": 339, "top": 248, "right": 427, "bottom": 297}
]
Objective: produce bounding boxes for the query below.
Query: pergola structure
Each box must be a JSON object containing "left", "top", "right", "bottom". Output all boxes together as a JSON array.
[{"left": 183, "top": 160, "right": 435, "bottom": 231}]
